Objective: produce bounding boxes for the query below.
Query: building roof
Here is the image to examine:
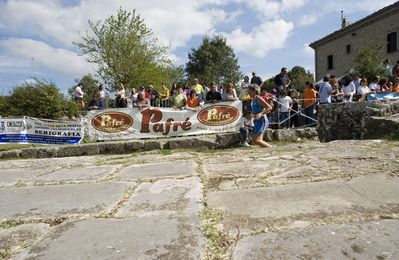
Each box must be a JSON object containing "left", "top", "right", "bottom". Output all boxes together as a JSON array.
[{"left": 309, "top": 1, "right": 399, "bottom": 49}]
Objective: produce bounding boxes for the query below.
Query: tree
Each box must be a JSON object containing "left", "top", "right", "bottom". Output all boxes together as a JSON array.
[
  {"left": 75, "top": 8, "right": 171, "bottom": 91},
  {"left": 0, "top": 79, "right": 79, "bottom": 119},
  {"left": 186, "top": 36, "right": 241, "bottom": 86},
  {"left": 68, "top": 74, "right": 99, "bottom": 106},
  {"left": 353, "top": 44, "right": 385, "bottom": 80},
  {"left": 288, "top": 66, "right": 314, "bottom": 92}
]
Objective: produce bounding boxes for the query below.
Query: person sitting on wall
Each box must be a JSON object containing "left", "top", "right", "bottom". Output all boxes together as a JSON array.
[
  {"left": 186, "top": 91, "right": 203, "bottom": 112},
  {"left": 88, "top": 93, "right": 99, "bottom": 110},
  {"left": 171, "top": 86, "right": 187, "bottom": 109},
  {"left": 222, "top": 83, "right": 239, "bottom": 101},
  {"left": 133, "top": 92, "right": 150, "bottom": 110},
  {"left": 115, "top": 83, "right": 127, "bottom": 108},
  {"left": 206, "top": 82, "right": 223, "bottom": 103}
]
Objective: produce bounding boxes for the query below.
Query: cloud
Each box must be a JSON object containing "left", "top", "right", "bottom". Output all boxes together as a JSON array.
[
  {"left": 281, "top": 0, "right": 308, "bottom": 11},
  {"left": 299, "top": 14, "right": 317, "bottom": 27},
  {"left": 223, "top": 19, "right": 294, "bottom": 58},
  {"left": 303, "top": 43, "right": 314, "bottom": 56},
  {"left": 0, "top": 38, "right": 95, "bottom": 77},
  {"left": 0, "top": 0, "right": 240, "bottom": 51}
]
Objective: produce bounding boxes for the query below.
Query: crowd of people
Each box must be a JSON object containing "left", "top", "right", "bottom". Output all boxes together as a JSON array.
[{"left": 74, "top": 60, "right": 399, "bottom": 148}]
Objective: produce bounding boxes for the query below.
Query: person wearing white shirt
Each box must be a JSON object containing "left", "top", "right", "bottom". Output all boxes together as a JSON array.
[
  {"left": 278, "top": 91, "right": 292, "bottom": 129},
  {"left": 342, "top": 77, "right": 356, "bottom": 102},
  {"left": 368, "top": 77, "right": 380, "bottom": 92},
  {"left": 357, "top": 78, "right": 371, "bottom": 101},
  {"left": 74, "top": 83, "right": 85, "bottom": 108}
]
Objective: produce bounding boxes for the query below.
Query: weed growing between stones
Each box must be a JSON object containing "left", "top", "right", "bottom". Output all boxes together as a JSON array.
[
  {"left": 0, "top": 249, "right": 11, "bottom": 259},
  {"left": 0, "top": 220, "right": 24, "bottom": 229},
  {"left": 158, "top": 149, "right": 173, "bottom": 155},
  {"left": 200, "top": 208, "right": 233, "bottom": 259}
]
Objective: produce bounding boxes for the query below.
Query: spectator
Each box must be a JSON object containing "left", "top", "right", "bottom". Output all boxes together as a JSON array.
[
  {"left": 191, "top": 78, "right": 205, "bottom": 101},
  {"left": 392, "top": 76, "right": 399, "bottom": 92},
  {"left": 239, "top": 75, "right": 250, "bottom": 94},
  {"left": 206, "top": 82, "right": 223, "bottom": 103},
  {"left": 392, "top": 60, "right": 399, "bottom": 78},
  {"left": 357, "top": 78, "right": 371, "bottom": 101},
  {"left": 369, "top": 76, "right": 381, "bottom": 92},
  {"left": 379, "top": 79, "right": 389, "bottom": 92},
  {"left": 319, "top": 75, "right": 333, "bottom": 104},
  {"left": 260, "top": 87, "right": 275, "bottom": 105},
  {"left": 74, "top": 83, "right": 85, "bottom": 108},
  {"left": 239, "top": 83, "right": 252, "bottom": 114},
  {"left": 278, "top": 90, "right": 292, "bottom": 129},
  {"left": 170, "top": 83, "right": 179, "bottom": 96},
  {"left": 223, "top": 83, "right": 238, "bottom": 101},
  {"left": 303, "top": 82, "right": 317, "bottom": 126},
  {"left": 342, "top": 76, "right": 356, "bottom": 102},
  {"left": 88, "top": 93, "right": 99, "bottom": 110},
  {"left": 239, "top": 112, "right": 254, "bottom": 147},
  {"left": 289, "top": 90, "right": 300, "bottom": 128},
  {"left": 159, "top": 83, "right": 170, "bottom": 107},
  {"left": 182, "top": 83, "right": 191, "bottom": 97},
  {"left": 186, "top": 91, "right": 202, "bottom": 111},
  {"left": 133, "top": 92, "right": 150, "bottom": 110},
  {"left": 274, "top": 67, "right": 291, "bottom": 92},
  {"left": 247, "top": 85, "right": 272, "bottom": 148},
  {"left": 130, "top": 88, "right": 138, "bottom": 103},
  {"left": 331, "top": 78, "right": 343, "bottom": 103},
  {"left": 250, "top": 72, "right": 263, "bottom": 86},
  {"left": 352, "top": 74, "right": 361, "bottom": 90},
  {"left": 115, "top": 83, "right": 127, "bottom": 108},
  {"left": 171, "top": 86, "right": 187, "bottom": 109},
  {"left": 97, "top": 84, "right": 106, "bottom": 109}
]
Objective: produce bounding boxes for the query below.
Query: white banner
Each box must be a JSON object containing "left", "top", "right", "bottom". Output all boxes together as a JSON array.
[
  {"left": 87, "top": 101, "right": 242, "bottom": 140},
  {"left": 0, "top": 117, "right": 84, "bottom": 144}
]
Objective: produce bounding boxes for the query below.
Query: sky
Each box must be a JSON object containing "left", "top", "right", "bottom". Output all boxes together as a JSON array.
[{"left": 0, "top": 0, "right": 397, "bottom": 95}]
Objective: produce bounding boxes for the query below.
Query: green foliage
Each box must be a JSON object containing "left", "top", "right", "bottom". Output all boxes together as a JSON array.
[
  {"left": 0, "top": 79, "right": 79, "bottom": 119},
  {"left": 353, "top": 44, "right": 385, "bottom": 80},
  {"left": 68, "top": 74, "right": 100, "bottom": 105},
  {"left": 186, "top": 35, "right": 242, "bottom": 86},
  {"left": 75, "top": 8, "right": 172, "bottom": 90},
  {"left": 288, "top": 66, "right": 314, "bottom": 92}
]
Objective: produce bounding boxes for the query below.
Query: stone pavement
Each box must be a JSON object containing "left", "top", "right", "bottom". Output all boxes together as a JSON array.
[{"left": 0, "top": 140, "right": 398, "bottom": 259}]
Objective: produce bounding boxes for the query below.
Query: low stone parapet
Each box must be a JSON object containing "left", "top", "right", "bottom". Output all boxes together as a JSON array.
[
  {"left": 317, "top": 100, "right": 399, "bottom": 142},
  {"left": 0, "top": 128, "right": 318, "bottom": 159}
]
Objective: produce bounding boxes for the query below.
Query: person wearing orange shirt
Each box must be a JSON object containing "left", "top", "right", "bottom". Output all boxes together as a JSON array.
[
  {"left": 392, "top": 77, "right": 399, "bottom": 92},
  {"left": 303, "top": 81, "right": 318, "bottom": 126},
  {"left": 186, "top": 91, "right": 202, "bottom": 111}
]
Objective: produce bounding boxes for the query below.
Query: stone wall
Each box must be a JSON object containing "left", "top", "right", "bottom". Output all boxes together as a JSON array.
[
  {"left": 317, "top": 100, "right": 399, "bottom": 142},
  {"left": 0, "top": 128, "right": 318, "bottom": 159}
]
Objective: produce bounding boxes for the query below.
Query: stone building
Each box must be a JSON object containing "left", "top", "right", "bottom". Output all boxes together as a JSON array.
[{"left": 309, "top": 1, "right": 399, "bottom": 80}]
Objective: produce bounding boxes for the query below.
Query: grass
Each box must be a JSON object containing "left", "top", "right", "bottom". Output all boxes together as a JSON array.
[
  {"left": 158, "top": 149, "right": 173, "bottom": 155},
  {"left": 0, "top": 249, "right": 11, "bottom": 260},
  {"left": 0, "top": 220, "right": 23, "bottom": 229},
  {"left": 201, "top": 208, "right": 233, "bottom": 260}
]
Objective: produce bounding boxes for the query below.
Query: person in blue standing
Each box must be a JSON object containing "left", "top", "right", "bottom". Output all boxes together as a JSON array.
[{"left": 247, "top": 85, "right": 273, "bottom": 148}]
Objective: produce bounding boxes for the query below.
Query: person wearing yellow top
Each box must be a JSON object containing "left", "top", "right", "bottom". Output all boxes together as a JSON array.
[
  {"left": 191, "top": 78, "right": 205, "bottom": 101},
  {"left": 159, "top": 83, "right": 170, "bottom": 107},
  {"left": 392, "top": 77, "right": 399, "bottom": 92}
]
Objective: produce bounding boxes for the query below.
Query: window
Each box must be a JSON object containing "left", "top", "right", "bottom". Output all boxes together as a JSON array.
[
  {"left": 387, "top": 32, "right": 397, "bottom": 53},
  {"left": 327, "top": 55, "right": 334, "bottom": 70},
  {"left": 346, "top": 44, "right": 351, "bottom": 54}
]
